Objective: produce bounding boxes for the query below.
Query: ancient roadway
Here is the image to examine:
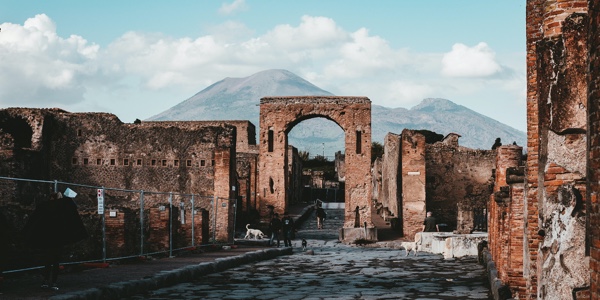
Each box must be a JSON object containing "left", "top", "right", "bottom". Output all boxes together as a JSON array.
[{"left": 125, "top": 209, "right": 491, "bottom": 300}]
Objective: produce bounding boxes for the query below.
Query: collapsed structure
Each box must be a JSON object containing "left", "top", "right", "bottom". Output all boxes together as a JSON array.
[{"left": 372, "top": 130, "right": 495, "bottom": 239}]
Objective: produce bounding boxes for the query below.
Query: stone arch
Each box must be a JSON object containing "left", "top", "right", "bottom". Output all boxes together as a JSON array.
[{"left": 258, "top": 96, "right": 375, "bottom": 241}]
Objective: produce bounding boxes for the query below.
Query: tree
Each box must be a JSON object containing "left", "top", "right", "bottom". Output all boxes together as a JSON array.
[{"left": 298, "top": 150, "right": 310, "bottom": 161}]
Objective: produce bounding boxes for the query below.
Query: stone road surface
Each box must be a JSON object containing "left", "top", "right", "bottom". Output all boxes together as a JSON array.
[
  {"left": 124, "top": 208, "right": 491, "bottom": 300},
  {"left": 125, "top": 241, "right": 490, "bottom": 300}
]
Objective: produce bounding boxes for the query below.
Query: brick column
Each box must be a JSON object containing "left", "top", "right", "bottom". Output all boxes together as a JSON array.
[{"left": 400, "top": 130, "right": 426, "bottom": 239}]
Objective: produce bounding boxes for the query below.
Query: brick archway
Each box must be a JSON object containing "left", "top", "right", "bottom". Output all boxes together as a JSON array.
[{"left": 259, "top": 96, "right": 375, "bottom": 241}]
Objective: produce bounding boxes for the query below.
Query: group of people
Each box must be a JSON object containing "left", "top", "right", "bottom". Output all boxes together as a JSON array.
[
  {"left": 268, "top": 211, "right": 295, "bottom": 247},
  {"left": 268, "top": 203, "right": 328, "bottom": 248}
]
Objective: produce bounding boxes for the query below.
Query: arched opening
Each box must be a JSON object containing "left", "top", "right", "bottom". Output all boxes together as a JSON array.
[
  {"left": 0, "top": 116, "right": 33, "bottom": 149},
  {"left": 287, "top": 117, "right": 345, "bottom": 205},
  {"left": 258, "top": 96, "right": 374, "bottom": 242}
]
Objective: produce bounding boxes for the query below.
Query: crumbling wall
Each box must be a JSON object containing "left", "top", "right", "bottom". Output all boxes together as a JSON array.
[
  {"left": 0, "top": 108, "right": 239, "bottom": 261},
  {"left": 425, "top": 141, "right": 494, "bottom": 232}
]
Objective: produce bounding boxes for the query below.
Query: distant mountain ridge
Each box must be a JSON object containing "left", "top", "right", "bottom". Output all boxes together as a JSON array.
[
  {"left": 149, "top": 69, "right": 526, "bottom": 154},
  {"left": 149, "top": 69, "right": 333, "bottom": 123}
]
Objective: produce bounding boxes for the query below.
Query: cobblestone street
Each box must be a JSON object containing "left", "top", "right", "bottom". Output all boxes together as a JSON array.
[
  {"left": 126, "top": 242, "right": 489, "bottom": 300},
  {"left": 125, "top": 209, "right": 491, "bottom": 300}
]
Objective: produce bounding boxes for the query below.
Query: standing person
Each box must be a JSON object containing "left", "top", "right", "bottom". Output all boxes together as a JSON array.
[
  {"left": 281, "top": 211, "right": 295, "bottom": 247},
  {"left": 422, "top": 211, "right": 439, "bottom": 232},
  {"left": 269, "top": 213, "right": 282, "bottom": 247},
  {"left": 315, "top": 204, "right": 326, "bottom": 229},
  {"left": 23, "top": 191, "right": 88, "bottom": 291}
]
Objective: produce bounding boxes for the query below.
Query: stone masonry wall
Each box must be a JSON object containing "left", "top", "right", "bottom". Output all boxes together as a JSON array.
[
  {"left": 425, "top": 140, "right": 495, "bottom": 233},
  {"left": 0, "top": 108, "right": 238, "bottom": 263}
]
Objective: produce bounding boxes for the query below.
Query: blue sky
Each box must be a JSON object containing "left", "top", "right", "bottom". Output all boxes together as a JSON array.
[{"left": 0, "top": 0, "right": 526, "bottom": 131}]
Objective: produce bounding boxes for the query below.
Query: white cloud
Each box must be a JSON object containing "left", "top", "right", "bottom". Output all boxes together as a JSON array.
[
  {"left": 219, "top": 0, "right": 248, "bottom": 15},
  {"left": 0, "top": 14, "right": 99, "bottom": 106},
  {"left": 441, "top": 42, "right": 502, "bottom": 77},
  {"left": 0, "top": 14, "right": 526, "bottom": 130}
]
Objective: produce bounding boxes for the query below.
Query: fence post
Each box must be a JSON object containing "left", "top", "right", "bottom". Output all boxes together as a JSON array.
[
  {"left": 53, "top": 180, "right": 58, "bottom": 193},
  {"left": 101, "top": 186, "right": 106, "bottom": 263},
  {"left": 140, "top": 190, "right": 145, "bottom": 256},
  {"left": 169, "top": 192, "right": 173, "bottom": 258},
  {"left": 191, "top": 195, "right": 195, "bottom": 247},
  {"left": 232, "top": 199, "right": 237, "bottom": 244}
]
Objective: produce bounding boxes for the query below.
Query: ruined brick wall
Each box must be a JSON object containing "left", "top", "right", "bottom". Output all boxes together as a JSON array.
[
  {"left": 400, "top": 130, "right": 426, "bottom": 239},
  {"left": 588, "top": 0, "right": 600, "bottom": 298},
  {"left": 381, "top": 133, "right": 401, "bottom": 220},
  {"left": 0, "top": 108, "right": 239, "bottom": 260},
  {"left": 425, "top": 139, "right": 495, "bottom": 232},
  {"left": 192, "top": 120, "right": 256, "bottom": 153}
]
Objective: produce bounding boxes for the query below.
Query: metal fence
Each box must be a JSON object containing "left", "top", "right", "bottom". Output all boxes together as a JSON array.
[{"left": 0, "top": 176, "right": 236, "bottom": 274}]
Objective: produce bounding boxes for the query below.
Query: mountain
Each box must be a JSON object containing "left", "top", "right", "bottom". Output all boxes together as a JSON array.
[
  {"left": 149, "top": 69, "right": 333, "bottom": 122},
  {"left": 148, "top": 69, "right": 526, "bottom": 155}
]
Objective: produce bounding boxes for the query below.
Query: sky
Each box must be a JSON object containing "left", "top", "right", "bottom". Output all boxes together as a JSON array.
[{"left": 0, "top": 0, "right": 527, "bottom": 131}]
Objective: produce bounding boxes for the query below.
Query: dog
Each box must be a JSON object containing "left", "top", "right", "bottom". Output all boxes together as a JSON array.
[
  {"left": 244, "top": 224, "right": 266, "bottom": 239},
  {"left": 301, "top": 239, "right": 307, "bottom": 250},
  {"left": 401, "top": 233, "right": 423, "bottom": 256}
]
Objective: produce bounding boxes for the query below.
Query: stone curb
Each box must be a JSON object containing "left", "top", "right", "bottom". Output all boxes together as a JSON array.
[
  {"left": 481, "top": 248, "right": 514, "bottom": 300},
  {"left": 48, "top": 247, "right": 293, "bottom": 300}
]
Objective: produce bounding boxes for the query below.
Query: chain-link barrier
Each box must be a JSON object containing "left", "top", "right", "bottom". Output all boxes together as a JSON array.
[{"left": 0, "top": 176, "right": 235, "bottom": 274}]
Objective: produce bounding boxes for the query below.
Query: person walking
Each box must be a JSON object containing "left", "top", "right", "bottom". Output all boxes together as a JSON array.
[
  {"left": 23, "top": 191, "right": 88, "bottom": 291},
  {"left": 422, "top": 211, "right": 439, "bottom": 232},
  {"left": 315, "top": 204, "right": 326, "bottom": 229},
  {"left": 269, "top": 213, "right": 282, "bottom": 247},
  {"left": 281, "top": 212, "right": 295, "bottom": 247}
]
